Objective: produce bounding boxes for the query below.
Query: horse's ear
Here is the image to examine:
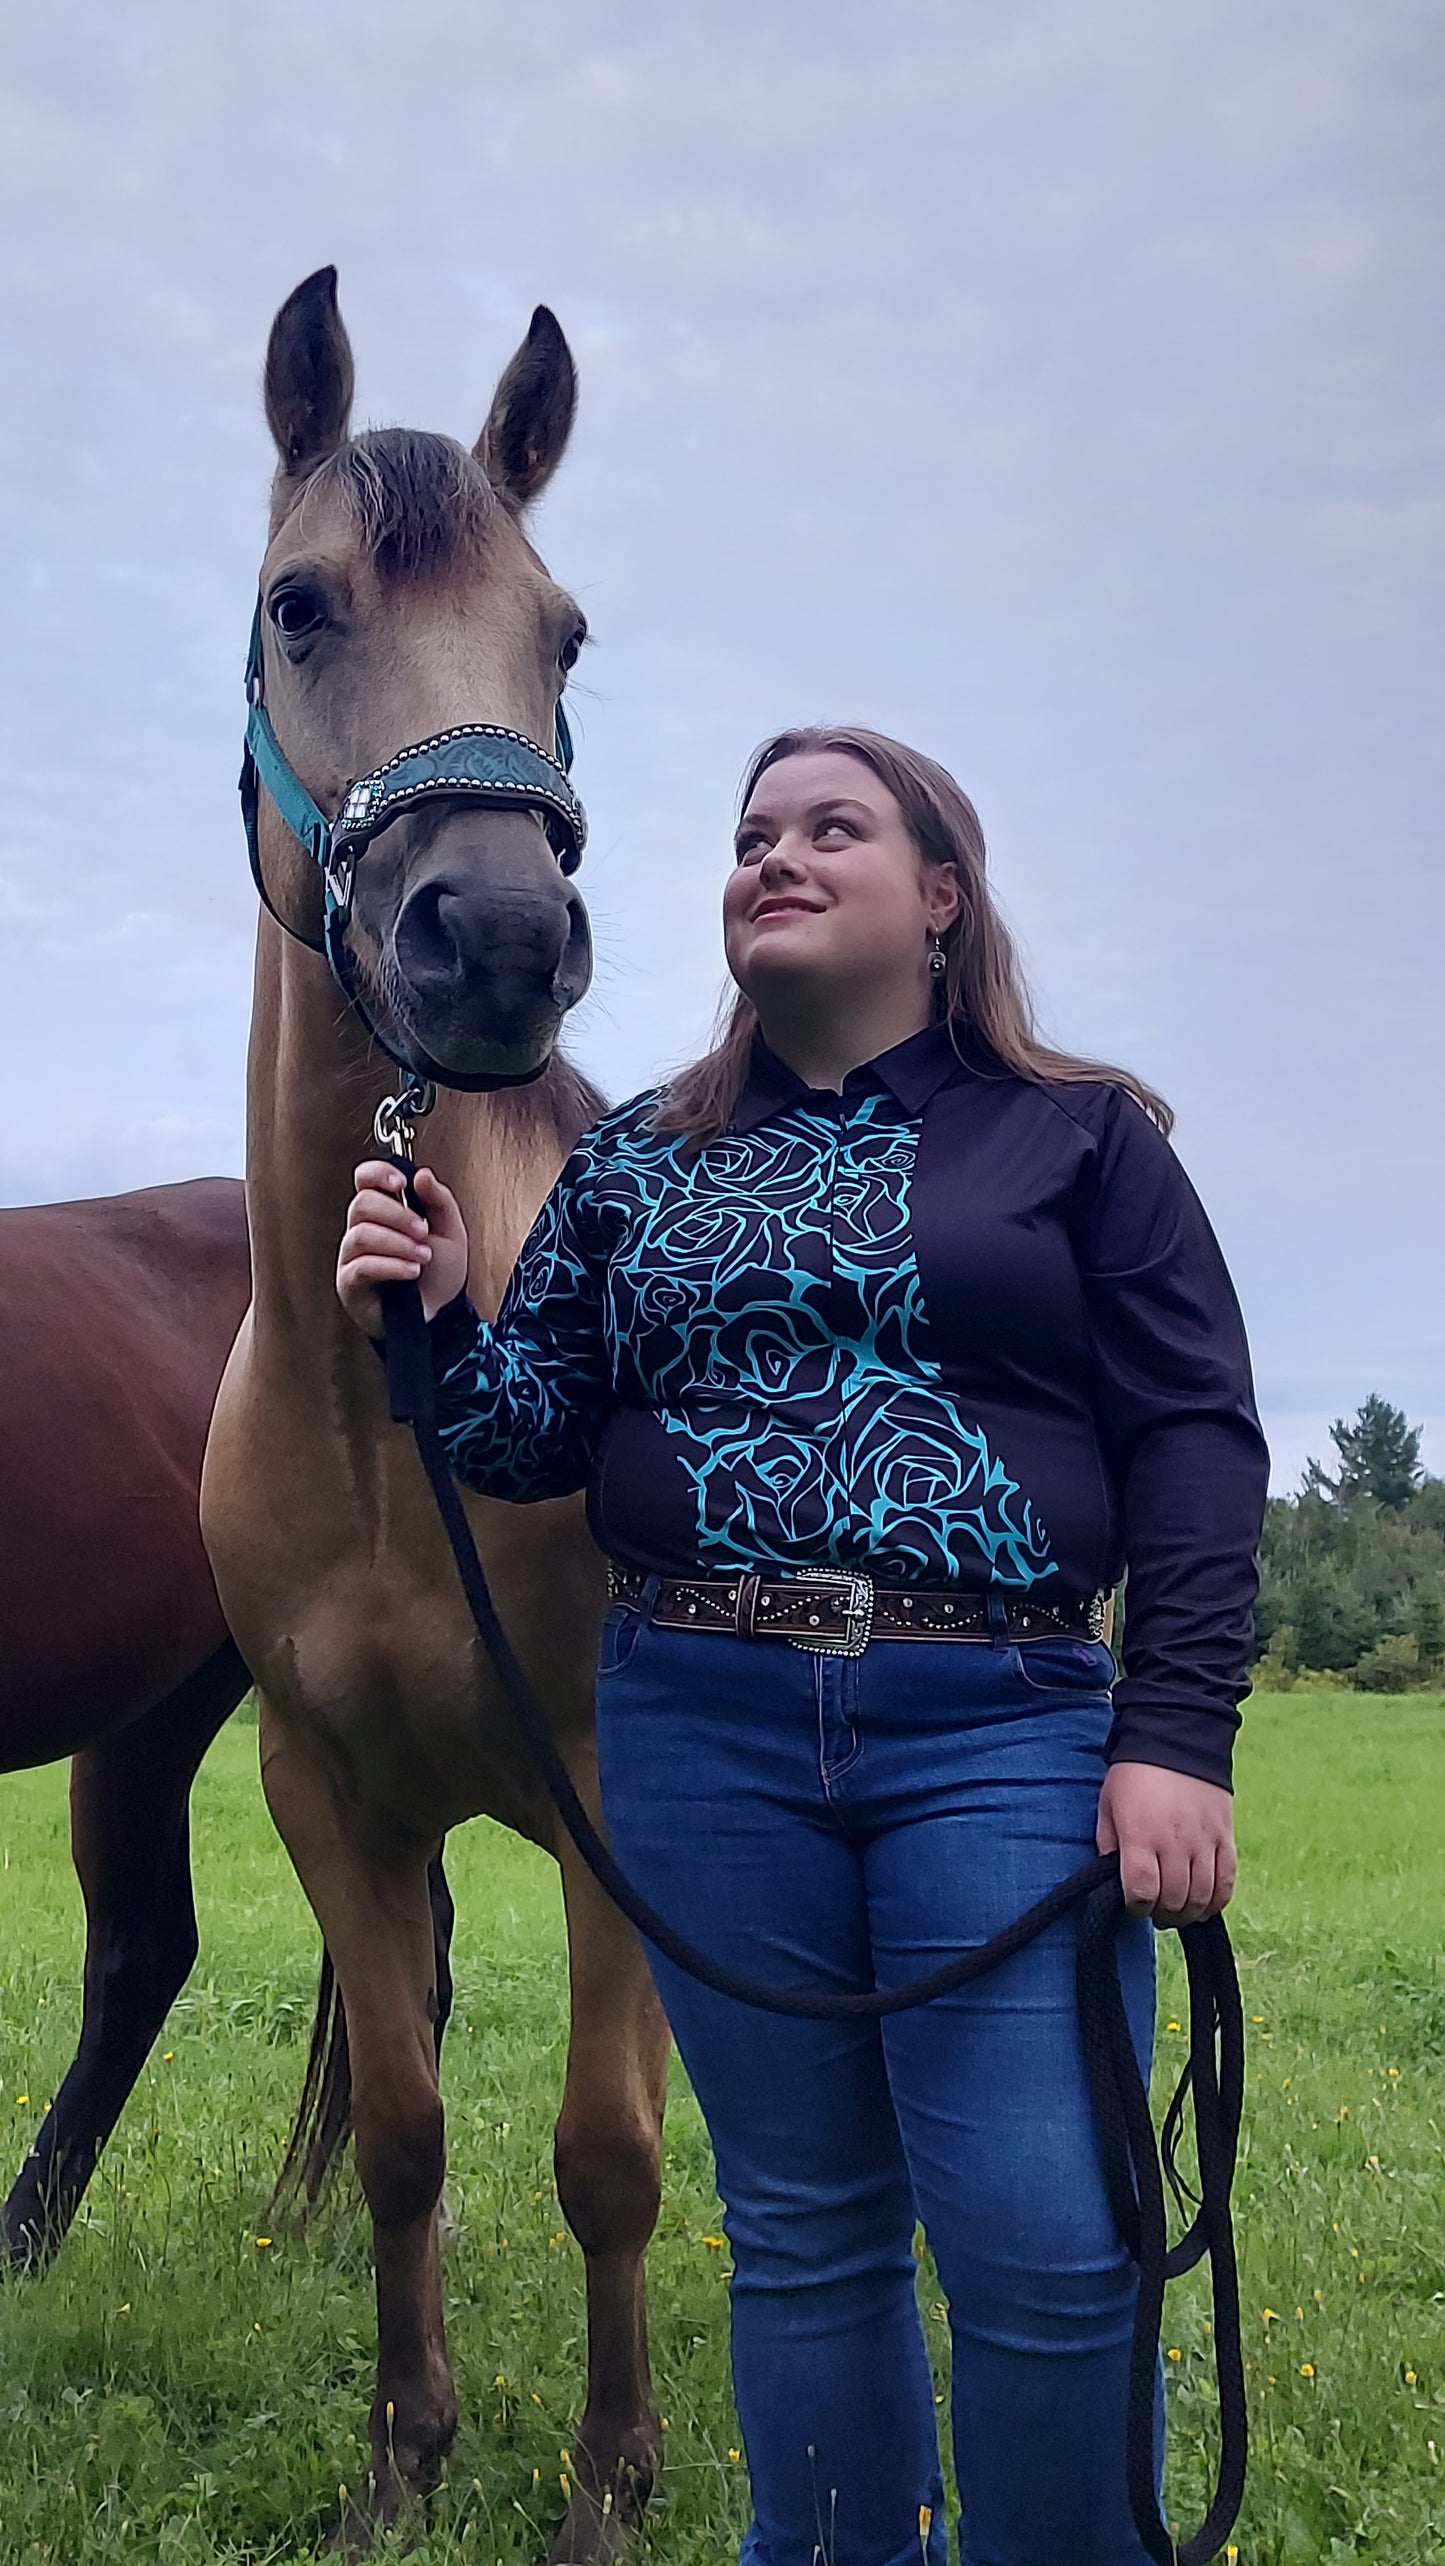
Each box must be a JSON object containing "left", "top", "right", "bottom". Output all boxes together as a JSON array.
[
  {"left": 264, "top": 267, "right": 355, "bottom": 483},
  {"left": 475, "top": 307, "right": 577, "bottom": 509}
]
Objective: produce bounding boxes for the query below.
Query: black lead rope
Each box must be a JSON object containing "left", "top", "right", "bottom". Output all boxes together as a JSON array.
[{"left": 377, "top": 1240, "right": 1247, "bottom": 2566}]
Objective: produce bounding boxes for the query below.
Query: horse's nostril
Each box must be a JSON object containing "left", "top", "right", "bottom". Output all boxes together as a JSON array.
[
  {"left": 553, "top": 890, "right": 594, "bottom": 1010},
  {"left": 393, "top": 882, "right": 459, "bottom": 993}
]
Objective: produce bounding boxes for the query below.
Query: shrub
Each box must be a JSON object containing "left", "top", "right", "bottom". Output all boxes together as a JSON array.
[
  {"left": 1411, "top": 1583, "right": 1445, "bottom": 1670},
  {"left": 1350, "top": 1632, "right": 1423, "bottom": 1693}
]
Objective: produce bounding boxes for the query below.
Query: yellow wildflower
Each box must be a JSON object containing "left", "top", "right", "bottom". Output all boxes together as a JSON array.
[{"left": 1300, "top": 2363, "right": 1315, "bottom": 2378}]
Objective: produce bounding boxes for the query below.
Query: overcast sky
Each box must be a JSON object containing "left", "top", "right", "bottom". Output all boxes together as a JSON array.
[{"left": 2, "top": 0, "right": 1440, "bottom": 1492}]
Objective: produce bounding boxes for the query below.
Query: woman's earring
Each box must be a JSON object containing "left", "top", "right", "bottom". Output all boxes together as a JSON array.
[{"left": 928, "top": 935, "right": 948, "bottom": 978}]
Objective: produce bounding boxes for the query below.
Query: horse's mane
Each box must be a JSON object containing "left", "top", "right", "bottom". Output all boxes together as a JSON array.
[{"left": 308, "top": 430, "right": 496, "bottom": 581}]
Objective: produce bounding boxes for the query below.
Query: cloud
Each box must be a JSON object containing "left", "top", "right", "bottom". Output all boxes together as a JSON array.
[{"left": 1, "top": 0, "right": 1440, "bottom": 1485}]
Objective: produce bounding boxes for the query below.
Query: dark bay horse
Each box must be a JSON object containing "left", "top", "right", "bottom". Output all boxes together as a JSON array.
[
  {"left": 0, "top": 1178, "right": 253, "bottom": 2261},
  {"left": 201, "top": 272, "right": 668, "bottom": 2559}
]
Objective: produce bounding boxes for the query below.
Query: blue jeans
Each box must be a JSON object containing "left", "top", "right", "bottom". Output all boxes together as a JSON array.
[{"left": 594, "top": 1603, "right": 1157, "bottom": 2566}]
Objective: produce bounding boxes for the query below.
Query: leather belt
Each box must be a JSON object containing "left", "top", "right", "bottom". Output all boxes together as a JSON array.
[{"left": 607, "top": 1565, "right": 1107, "bottom": 1659}]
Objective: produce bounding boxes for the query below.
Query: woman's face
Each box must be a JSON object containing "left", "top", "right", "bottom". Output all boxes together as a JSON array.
[{"left": 723, "top": 750, "right": 960, "bottom": 1012}]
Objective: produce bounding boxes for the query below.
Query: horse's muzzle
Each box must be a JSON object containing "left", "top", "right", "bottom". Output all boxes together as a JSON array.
[{"left": 385, "top": 812, "right": 592, "bottom": 1080}]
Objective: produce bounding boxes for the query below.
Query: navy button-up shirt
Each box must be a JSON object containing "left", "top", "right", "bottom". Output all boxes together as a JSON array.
[{"left": 429, "top": 1022, "right": 1268, "bottom": 1787}]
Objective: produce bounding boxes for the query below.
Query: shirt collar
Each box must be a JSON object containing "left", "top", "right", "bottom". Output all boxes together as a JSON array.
[{"left": 730, "top": 1019, "right": 965, "bottom": 1135}]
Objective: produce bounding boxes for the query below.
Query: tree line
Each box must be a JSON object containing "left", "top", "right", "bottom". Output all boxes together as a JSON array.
[{"left": 1251, "top": 1395, "right": 1445, "bottom": 1690}]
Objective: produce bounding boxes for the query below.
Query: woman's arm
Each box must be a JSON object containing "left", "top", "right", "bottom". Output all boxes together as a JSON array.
[
  {"left": 338, "top": 1150, "right": 613, "bottom": 1504},
  {"left": 1076, "top": 1090, "right": 1269, "bottom": 1921}
]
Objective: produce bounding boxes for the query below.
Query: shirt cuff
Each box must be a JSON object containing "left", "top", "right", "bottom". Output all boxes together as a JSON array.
[
  {"left": 1105, "top": 1699, "right": 1238, "bottom": 1793},
  {"left": 366, "top": 1290, "right": 481, "bottom": 1372},
  {"left": 427, "top": 1290, "right": 483, "bottom": 1370}
]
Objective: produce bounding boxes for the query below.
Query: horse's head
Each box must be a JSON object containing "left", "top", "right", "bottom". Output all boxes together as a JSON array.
[{"left": 255, "top": 267, "right": 592, "bottom": 1087}]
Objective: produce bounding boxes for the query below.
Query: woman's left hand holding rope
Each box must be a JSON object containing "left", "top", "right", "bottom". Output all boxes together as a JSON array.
[{"left": 1095, "top": 1761, "right": 1236, "bottom": 1928}]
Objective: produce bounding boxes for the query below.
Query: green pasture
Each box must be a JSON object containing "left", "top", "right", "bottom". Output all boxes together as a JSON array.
[{"left": 0, "top": 1696, "right": 1441, "bottom": 2564}]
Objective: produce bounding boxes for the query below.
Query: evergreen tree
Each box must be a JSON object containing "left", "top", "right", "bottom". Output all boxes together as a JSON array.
[
  {"left": 1290, "top": 1565, "right": 1370, "bottom": 1672},
  {"left": 1322, "top": 1395, "right": 1423, "bottom": 1511},
  {"left": 1253, "top": 1394, "right": 1444, "bottom": 1688},
  {"left": 1412, "top": 1584, "right": 1445, "bottom": 1668}
]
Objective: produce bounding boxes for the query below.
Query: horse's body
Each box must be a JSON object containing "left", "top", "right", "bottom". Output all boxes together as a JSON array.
[
  {"left": 0, "top": 1178, "right": 253, "bottom": 2260},
  {"left": 201, "top": 271, "right": 667, "bottom": 2559}
]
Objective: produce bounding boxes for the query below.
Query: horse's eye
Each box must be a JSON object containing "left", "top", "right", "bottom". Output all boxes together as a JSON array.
[
  {"left": 558, "top": 625, "right": 585, "bottom": 674},
  {"left": 269, "top": 583, "right": 327, "bottom": 644}
]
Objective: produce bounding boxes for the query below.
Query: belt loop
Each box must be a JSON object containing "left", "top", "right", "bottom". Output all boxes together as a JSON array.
[
  {"left": 735, "top": 1571, "right": 761, "bottom": 1637},
  {"left": 985, "top": 1591, "right": 1011, "bottom": 1647}
]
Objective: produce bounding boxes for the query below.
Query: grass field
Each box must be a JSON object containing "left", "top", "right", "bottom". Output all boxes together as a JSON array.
[{"left": 0, "top": 1695, "right": 1441, "bottom": 2564}]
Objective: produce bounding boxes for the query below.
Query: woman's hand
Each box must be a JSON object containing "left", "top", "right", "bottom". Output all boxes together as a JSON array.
[
  {"left": 336, "top": 1160, "right": 470, "bottom": 1339},
  {"left": 1095, "top": 1761, "right": 1236, "bottom": 1928}
]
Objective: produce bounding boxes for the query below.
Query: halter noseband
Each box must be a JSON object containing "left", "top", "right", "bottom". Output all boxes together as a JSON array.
[{"left": 238, "top": 596, "right": 588, "bottom": 1090}]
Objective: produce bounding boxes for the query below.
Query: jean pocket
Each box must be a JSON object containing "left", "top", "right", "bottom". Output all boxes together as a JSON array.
[
  {"left": 1008, "top": 1636, "right": 1116, "bottom": 1695},
  {"left": 597, "top": 1602, "right": 646, "bottom": 1679}
]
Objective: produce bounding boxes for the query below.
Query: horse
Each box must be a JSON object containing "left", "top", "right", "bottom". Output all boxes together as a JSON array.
[
  {"left": 0, "top": 1177, "right": 253, "bottom": 2263},
  {"left": 201, "top": 270, "right": 669, "bottom": 2560}
]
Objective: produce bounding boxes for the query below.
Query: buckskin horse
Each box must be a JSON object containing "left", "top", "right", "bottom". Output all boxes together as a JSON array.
[
  {"left": 201, "top": 271, "right": 668, "bottom": 2559},
  {"left": 0, "top": 1178, "right": 252, "bottom": 2262}
]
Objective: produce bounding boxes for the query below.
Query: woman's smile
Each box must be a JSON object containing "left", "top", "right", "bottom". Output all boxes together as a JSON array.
[{"left": 750, "top": 895, "right": 825, "bottom": 925}]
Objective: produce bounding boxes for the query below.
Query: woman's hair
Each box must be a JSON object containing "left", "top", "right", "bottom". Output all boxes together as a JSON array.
[{"left": 652, "top": 725, "right": 1172, "bottom": 1146}]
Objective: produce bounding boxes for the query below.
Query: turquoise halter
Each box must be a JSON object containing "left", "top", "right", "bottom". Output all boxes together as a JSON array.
[{"left": 238, "top": 596, "right": 587, "bottom": 1087}]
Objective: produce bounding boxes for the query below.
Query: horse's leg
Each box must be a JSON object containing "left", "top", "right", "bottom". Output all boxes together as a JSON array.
[
  {"left": 429, "top": 1846, "right": 456, "bottom": 2067},
  {"left": 3, "top": 1638, "right": 250, "bottom": 2270},
  {"left": 261, "top": 1715, "right": 457, "bottom": 2538},
  {"left": 428, "top": 1848, "right": 461, "bottom": 2247},
  {"left": 548, "top": 1756, "right": 670, "bottom": 2566},
  {"left": 291, "top": 1846, "right": 455, "bottom": 2216}
]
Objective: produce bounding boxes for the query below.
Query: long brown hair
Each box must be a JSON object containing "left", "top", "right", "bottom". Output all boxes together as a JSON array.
[{"left": 652, "top": 725, "right": 1171, "bottom": 1145}]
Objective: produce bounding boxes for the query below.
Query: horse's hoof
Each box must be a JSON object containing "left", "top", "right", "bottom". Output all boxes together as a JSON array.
[
  {"left": 327, "top": 2491, "right": 428, "bottom": 2557},
  {"left": 325, "top": 2497, "right": 376, "bottom": 2557},
  {"left": 0, "top": 2207, "right": 59, "bottom": 2277},
  {"left": 544, "top": 2453, "right": 653, "bottom": 2564}
]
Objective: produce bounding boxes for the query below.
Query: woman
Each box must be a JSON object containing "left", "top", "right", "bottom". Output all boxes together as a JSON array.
[{"left": 338, "top": 728, "right": 1267, "bottom": 2566}]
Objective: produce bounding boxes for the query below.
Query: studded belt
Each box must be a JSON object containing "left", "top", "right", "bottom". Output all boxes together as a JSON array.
[{"left": 606, "top": 1566, "right": 1107, "bottom": 1659}]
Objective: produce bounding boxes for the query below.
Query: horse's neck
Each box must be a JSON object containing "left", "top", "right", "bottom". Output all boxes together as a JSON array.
[{"left": 243, "top": 923, "right": 555, "bottom": 1362}]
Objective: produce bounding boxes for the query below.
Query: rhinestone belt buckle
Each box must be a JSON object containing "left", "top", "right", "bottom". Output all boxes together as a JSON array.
[{"left": 784, "top": 1568, "right": 875, "bottom": 1657}]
